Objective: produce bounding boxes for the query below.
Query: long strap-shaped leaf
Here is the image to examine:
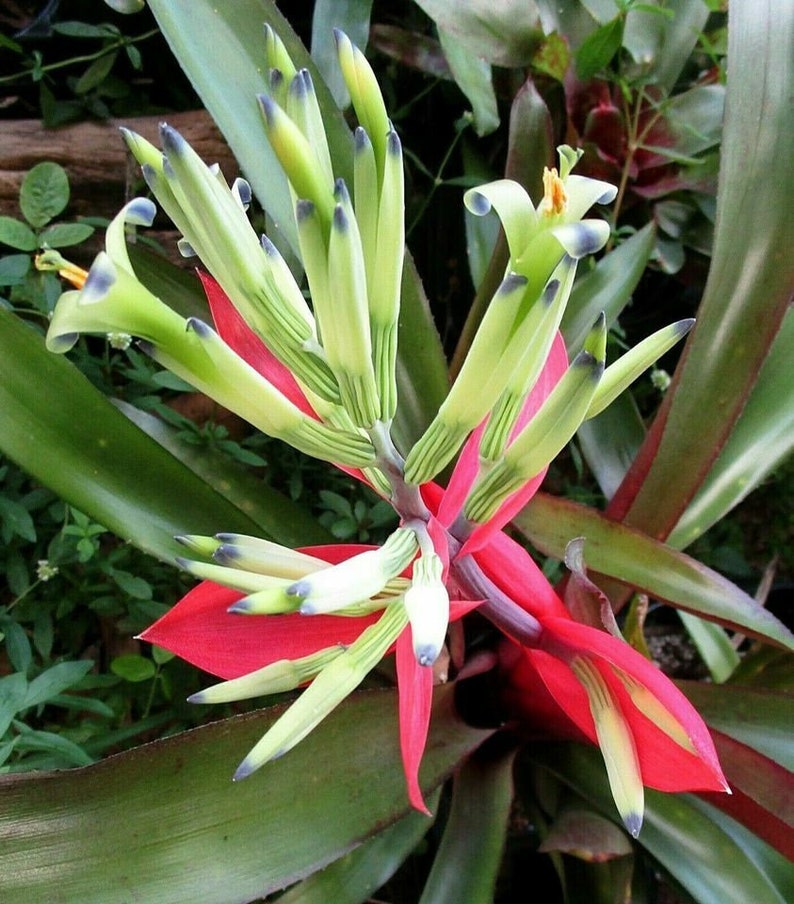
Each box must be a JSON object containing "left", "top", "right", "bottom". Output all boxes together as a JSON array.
[
  {"left": 514, "top": 492, "right": 794, "bottom": 651},
  {"left": 0, "top": 687, "right": 489, "bottom": 904},
  {"left": 606, "top": 0, "right": 794, "bottom": 536}
]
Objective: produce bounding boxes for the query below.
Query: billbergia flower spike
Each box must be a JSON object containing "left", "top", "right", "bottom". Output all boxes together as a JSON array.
[{"left": 45, "top": 29, "right": 728, "bottom": 827}]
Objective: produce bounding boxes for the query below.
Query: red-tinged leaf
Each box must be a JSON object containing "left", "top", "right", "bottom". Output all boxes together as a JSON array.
[
  {"left": 0, "top": 687, "right": 491, "bottom": 904},
  {"left": 699, "top": 731, "right": 794, "bottom": 860},
  {"left": 606, "top": 0, "right": 794, "bottom": 536},
  {"left": 515, "top": 493, "right": 794, "bottom": 650},
  {"left": 370, "top": 24, "right": 452, "bottom": 78},
  {"left": 396, "top": 629, "right": 434, "bottom": 815}
]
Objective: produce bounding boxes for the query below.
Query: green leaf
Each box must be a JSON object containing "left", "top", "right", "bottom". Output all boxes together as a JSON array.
[
  {"left": 607, "top": 0, "right": 794, "bottom": 536},
  {"left": 419, "top": 740, "right": 516, "bottom": 904},
  {"left": 111, "top": 654, "right": 157, "bottom": 682},
  {"left": 37, "top": 222, "right": 95, "bottom": 249},
  {"left": 670, "top": 307, "right": 794, "bottom": 547},
  {"left": 279, "top": 794, "right": 439, "bottom": 903},
  {"left": 677, "top": 611, "right": 740, "bottom": 683},
  {"left": 681, "top": 682, "right": 794, "bottom": 770},
  {"left": 0, "top": 496, "right": 37, "bottom": 542},
  {"left": 53, "top": 21, "right": 120, "bottom": 39},
  {"left": 0, "top": 687, "right": 489, "bottom": 902},
  {"left": 514, "top": 492, "right": 794, "bottom": 650},
  {"left": 576, "top": 392, "right": 645, "bottom": 500},
  {"left": 11, "top": 726, "right": 94, "bottom": 769},
  {"left": 23, "top": 662, "right": 94, "bottom": 709},
  {"left": 0, "top": 254, "right": 30, "bottom": 286},
  {"left": 575, "top": 17, "right": 624, "bottom": 80},
  {"left": 0, "top": 619, "right": 32, "bottom": 674},
  {"left": 623, "top": 0, "right": 709, "bottom": 94},
  {"left": 537, "top": 744, "right": 794, "bottom": 904},
  {"left": 0, "top": 216, "right": 38, "bottom": 252},
  {"left": 114, "top": 401, "right": 330, "bottom": 547},
  {"left": 411, "top": 0, "right": 544, "bottom": 67},
  {"left": 0, "top": 309, "right": 280, "bottom": 563},
  {"left": 438, "top": 27, "right": 499, "bottom": 137},
  {"left": 19, "top": 162, "right": 70, "bottom": 228},
  {"left": 74, "top": 51, "right": 118, "bottom": 94},
  {"left": 0, "top": 674, "right": 29, "bottom": 737}
]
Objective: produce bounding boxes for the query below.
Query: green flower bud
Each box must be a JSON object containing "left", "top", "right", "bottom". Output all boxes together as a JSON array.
[
  {"left": 586, "top": 319, "right": 694, "bottom": 419},
  {"left": 189, "top": 645, "right": 345, "bottom": 704},
  {"left": 464, "top": 315, "right": 606, "bottom": 523}
]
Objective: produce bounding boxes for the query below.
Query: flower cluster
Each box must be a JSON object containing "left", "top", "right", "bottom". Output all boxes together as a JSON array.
[{"left": 43, "top": 29, "right": 726, "bottom": 832}]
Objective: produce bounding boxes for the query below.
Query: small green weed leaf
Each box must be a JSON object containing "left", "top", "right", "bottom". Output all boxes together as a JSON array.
[
  {"left": 576, "top": 16, "right": 624, "bottom": 80},
  {"left": 38, "top": 222, "right": 95, "bottom": 249},
  {"left": 104, "top": 0, "right": 147, "bottom": 13},
  {"left": 0, "top": 496, "right": 37, "bottom": 543},
  {"left": 151, "top": 645, "right": 175, "bottom": 666},
  {"left": 0, "top": 619, "right": 32, "bottom": 674},
  {"left": 23, "top": 661, "right": 94, "bottom": 710},
  {"left": 75, "top": 51, "right": 118, "bottom": 95},
  {"left": 0, "top": 254, "right": 31, "bottom": 287},
  {"left": 0, "top": 674, "right": 28, "bottom": 737},
  {"left": 53, "top": 21, "right": 120, "bottom": 39},
  {"left": 20, "top": 163, "right": 70, "bottom": 228},
  {"left": 111, "top": 654, "right": 156, "bottom": 683},
  {"left": 0, "top": 216, "right": 38, "bottom": 252},
  {"left": 110, "top": 570, "right": 153, "bottom": 600},
  {"left": 13, "top": 726, "right": 95, "bottom": 768}
]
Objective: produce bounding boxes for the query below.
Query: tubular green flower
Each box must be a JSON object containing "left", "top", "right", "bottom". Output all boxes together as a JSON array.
[
  {"left": 122, "top": 126, "right": 341, "bottom": 404},
  {"left": 464, "top": 315, "right": 606, "bottom": 523},
  {"left": 334, "top": 29, "right": 391, "bottom": 183},
  {"left": 45, "top": 215, "right": 375, "bottom": 470},
  {"left": 289, "top": 527, "right": 419, "bottom": 615},
  {"left": 405, "top": 149, "right": 616, "bottom": 485},
  {"left": 325, "top": 185, "right": 381, "bottom": 428},
  {"left": 232, "top": 602, "right": 409, "bottom": 779}
]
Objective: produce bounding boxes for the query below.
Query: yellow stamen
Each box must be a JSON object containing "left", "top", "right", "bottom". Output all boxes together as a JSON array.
[
  {"left": 35, "top": 251, "right": 89, "bottom": 289},
  {"left": 541, "top": 167, "right": 567, "bottom": 216}
]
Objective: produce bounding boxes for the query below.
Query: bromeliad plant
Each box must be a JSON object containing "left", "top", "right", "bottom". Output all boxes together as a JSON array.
[
  {"left": 1, "top": 2, "right": 792, "bottom": 902},
  {"left": 42, "top": 30, "right": 725, "bottom": 827}
]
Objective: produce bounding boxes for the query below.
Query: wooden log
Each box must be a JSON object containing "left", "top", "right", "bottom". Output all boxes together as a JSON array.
[{"left": 0, "top": 110, "right": 237, "bottom": 219}]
